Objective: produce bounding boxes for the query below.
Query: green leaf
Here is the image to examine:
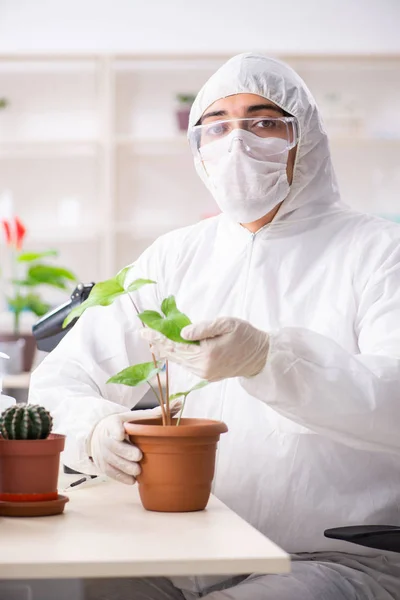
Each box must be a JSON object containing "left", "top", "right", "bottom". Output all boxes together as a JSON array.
[
  {"left": 43, "top": 280, "right": 68, "bottom": 290},
  {"left": 161, "top": 296, "right": 178, "bottom": 316},
  {"left": 138, "top": 309, "right": 163, "bottom": 327},
  {"left": 170, "top": 380, "right": 209, "bottom": 401},
  {"left": 29, "top": 277, "right": 68, "bottom": 290},
  {"left": 126, "top": 278, "right": 157, "bottom": 293},
  {"left": 17, "top": 250, "right": 58, "bottom": 263},
  {"left": 11, "top": 279, "right": 37, "bottom": 287},
  {"left": 62, "top": 277, "right": 124, "bottom": 327},
  {"left": 115, "top": 266, "right": 132, "bottom": 289},
  {"left": 107, "top": 362, "right": 162, "bottom": 387},
  {"left": 62, "top": 273, "right": 157, "bottom": 328},
  {"left": 139, "top": 308, "right": 188, "bottom": 343},
  {"left": 13, "top": 274, "right": 72, "bottom": 289},
  {"left": 24, "top": 294, "right": 51, "bottom": 317},
  {"left": 28, "top": 265, "right": 77, "bottom": 285},
  {"left": 116, "top": 266, "right": 156, "bottom": 292},
  {"left": 7, "top": 295, "right": 28, "bottom": 314},
  {"left": 7, "top": 294, "right": 50, "bottom": 317},
  {"left": 170, "top": 380, "right": 209, "bottom": 426},
  {"left": 161, "top": 295, "right": 193, "bottom": 334},
  {"left": 139, "top": 295, "right": 198, "bottom": 344},
  {"left": 176, "top": 93, "right": 196, "bottom": 104}
]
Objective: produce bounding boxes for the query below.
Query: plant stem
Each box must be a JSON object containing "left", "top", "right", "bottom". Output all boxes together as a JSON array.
[
  {"left": 176, "top": 394, "right": 187, "bottom": 427},
  {"left": 14, "top": 310, "right": 20, "bottom": 337},
  {"left": 165, "top": 360, "right": 171, "bottom": 425},
  {"left": 127, "top": 294, "right": 141, "bottom": 317},
  {"left": 127, "top": 292, "right": 167, "bottom": 426},
  {"left": 151, "top": 353, "right": 167, "bottom": 426}
]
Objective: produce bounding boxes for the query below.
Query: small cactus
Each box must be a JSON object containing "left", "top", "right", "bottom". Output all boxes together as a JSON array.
[{"left": 0, "top": 404, "right": 53, "bottom": 440}]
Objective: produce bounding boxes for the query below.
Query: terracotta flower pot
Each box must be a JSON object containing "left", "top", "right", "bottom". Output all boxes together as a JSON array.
[
  {"left": 0, "top": 433, "right": 65, "bottom": 502},
  {"left": 124, "top": 418, "right": 228, "bottom": 512}
]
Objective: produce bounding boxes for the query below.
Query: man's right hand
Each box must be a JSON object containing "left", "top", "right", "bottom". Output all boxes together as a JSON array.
[{"left": 89, "top": 401, "right": 182, "bottom": 485}]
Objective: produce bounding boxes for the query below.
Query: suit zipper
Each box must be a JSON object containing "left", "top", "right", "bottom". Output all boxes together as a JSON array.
[
  {"left": 212, "top": 232, "right": 257, "bottom": 492},
  {"left": 241, "top": 232, "right": 256, "bottom": 317}
]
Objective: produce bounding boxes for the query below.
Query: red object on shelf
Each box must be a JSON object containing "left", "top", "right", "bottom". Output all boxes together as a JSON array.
[
  {"left": 1, "top": 220, "right": 11, "bottom": 245},
  {"left": 15, "top": 217, "right": 26, "bottom": 250},
  {"left": 1, "top": 216, "right": 27, "bottom": 249}
]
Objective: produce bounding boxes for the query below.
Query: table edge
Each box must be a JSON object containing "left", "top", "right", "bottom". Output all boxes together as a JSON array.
[{"left": 0, "top": 554, "right": 291, "bottom": 580}]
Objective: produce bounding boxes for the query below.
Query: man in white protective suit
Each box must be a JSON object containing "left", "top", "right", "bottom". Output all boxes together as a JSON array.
[{"left": 29, "top": 54, "right": 400, "bottom": 599}]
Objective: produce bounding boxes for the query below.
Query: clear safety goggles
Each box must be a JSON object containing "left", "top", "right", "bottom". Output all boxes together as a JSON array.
[{"left": 188, "top": 116, "right": 299, "bottom": 159}]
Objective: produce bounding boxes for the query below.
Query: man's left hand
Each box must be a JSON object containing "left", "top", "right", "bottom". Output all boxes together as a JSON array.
[{"left": 140, "top": 317, "right": 269, "bottom": 382}]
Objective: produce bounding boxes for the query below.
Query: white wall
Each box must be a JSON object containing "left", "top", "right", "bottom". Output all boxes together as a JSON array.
[{"left": 0, "top": 0, "right": 399, "bottom": 55}]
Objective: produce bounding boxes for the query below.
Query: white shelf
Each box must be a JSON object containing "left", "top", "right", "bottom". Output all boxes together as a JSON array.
[
  {"left": 114, "top": 58, "right": 224, "bottom": 72},
  {"left": 27, "top": 229, "right": 100, "bottom": 243},
  {"left": 0, "top": 140, "right": 101, "bottom": 159},
  {"left": 113, "top": 220, "right": 197, "bottom": 237},
  {"left": 116, "top": 135, "right": 187, "bottom": 144},
  {"left": 0, "top": 53, "right": 398, "bottom": 288},
  {"left": 0, "top": 59, "right": 99, "bottom": 74},
  {"left": 116, "top": 135, "right": 189, "bottom": 154},
  {"left": 329, "top": 135, "right": 400, "bottom": 144}
]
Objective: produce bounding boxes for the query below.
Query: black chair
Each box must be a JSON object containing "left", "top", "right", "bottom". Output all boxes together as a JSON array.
[{"left": 324, "top": 526, "right": 400, "bottom": 553}]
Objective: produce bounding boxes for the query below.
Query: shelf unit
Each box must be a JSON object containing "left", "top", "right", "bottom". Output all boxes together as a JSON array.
[{"left": 0, "top": 53, "right": 399, "bottom": 330}]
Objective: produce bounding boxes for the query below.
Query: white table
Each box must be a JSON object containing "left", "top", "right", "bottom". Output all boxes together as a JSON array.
[{"left": 0, "top": 478, "right": 290, "bottom": 580}]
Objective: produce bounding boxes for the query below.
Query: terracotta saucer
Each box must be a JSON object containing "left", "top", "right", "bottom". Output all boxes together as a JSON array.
[{"left": 0, "top": 494, "right": 69, "bottom": 517}]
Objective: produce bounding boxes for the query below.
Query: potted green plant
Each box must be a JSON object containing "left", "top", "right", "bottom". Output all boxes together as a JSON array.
[
  {"left": 0, "top": 216, "right": 78, "bottom": 372},
  {"left": 0, "top": 403, "right": 67, "bottom": 517},
  {"left": 63, "top": 267, "right": 228, "bottom": 512},
  {"left": 175, "top": 93, "right": 196, "bottom": 132}
]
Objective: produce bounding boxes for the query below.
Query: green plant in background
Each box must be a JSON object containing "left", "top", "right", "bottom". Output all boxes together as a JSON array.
[
  {"left": 0, "top": 404, "right": 53, "bottom": 440},
  {"left": 1, "top": 217, "right": 78, "bottom": 335},
  {"left": 10, "top": 250, "right": 78, "bottom": 335},
  {"left": 0, "top": 98, "right": 9, "bottom": 110},
  {"left": 176, "top": 93, "right": 196, "bottom": 106},
  {"left": 63, "top": 267, "right": 208, "bottom": 426}
]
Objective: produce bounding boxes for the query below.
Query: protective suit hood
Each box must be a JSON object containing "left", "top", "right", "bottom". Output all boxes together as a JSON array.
[{"left": 189, "top": 53, "right": 342, "bottom": 221}]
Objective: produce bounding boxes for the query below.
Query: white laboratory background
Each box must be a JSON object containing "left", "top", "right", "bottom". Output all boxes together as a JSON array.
[{"left": 0, "top": 0, "right": 399, "bottom": 333}]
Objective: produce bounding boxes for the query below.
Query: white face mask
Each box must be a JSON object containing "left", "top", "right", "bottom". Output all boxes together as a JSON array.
[{"left": 197, "top": 130, "right": 290, "bottom": 223}]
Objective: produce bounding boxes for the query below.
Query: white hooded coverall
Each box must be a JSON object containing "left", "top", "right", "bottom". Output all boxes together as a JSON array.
[{"left": 30, "top": 54, "right": 400, "bottom": 599}]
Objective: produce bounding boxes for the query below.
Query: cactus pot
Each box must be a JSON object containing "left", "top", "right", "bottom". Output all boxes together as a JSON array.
[
  {"left": 124, "top": 418, "right": 228, "bottom": 512},
  {"left": 0, "top": 434, "right": 65, "bottom": 502}
]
